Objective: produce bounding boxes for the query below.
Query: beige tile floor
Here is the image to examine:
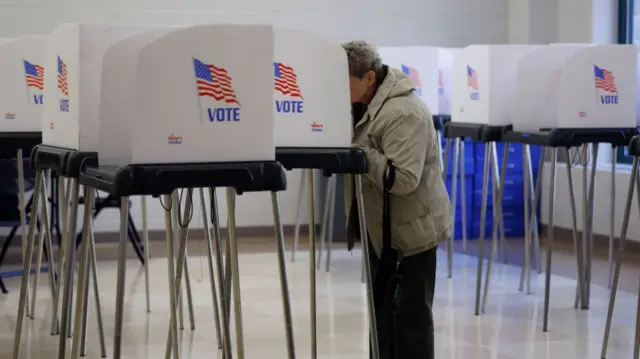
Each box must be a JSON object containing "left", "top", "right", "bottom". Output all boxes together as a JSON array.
[{"left": 0, "top": 242, "right": 639, "bottom": 358}]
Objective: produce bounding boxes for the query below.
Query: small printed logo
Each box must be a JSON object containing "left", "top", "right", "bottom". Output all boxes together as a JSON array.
[
  {"left": 5, "top": 112, "right": 16, "bottom": 120},
  {"left": 49, "top": 121, "right": 54, "bottom": 130},
  {"left": 24, "top": 60, "right": 44, "bottom": 105},
  {"left": 274, "top": 62, "right": 304, "bottom": 114},
  {"left": 578, "top": 111, "right": 587, "bottom": 118},
  {"left": 437, "top": 69, "right": 444, "bottom": 96},
  {"left": 168, "top": 134, "right": 183, "bottom": 144},
  {"left": 58, "top": 56, "right": 69, "bottom": 112},
  {"left": 193, "top": 58, "right": 241, "bottom": 123},
  {"left": 402, "top": 65, "right": 422, "bottom": 96},
  {"left": 594, "top": 65, "right": 618, "bottom": 105},
  {"left": 310, "top": 122, "right": 323, "bottom": 132}
]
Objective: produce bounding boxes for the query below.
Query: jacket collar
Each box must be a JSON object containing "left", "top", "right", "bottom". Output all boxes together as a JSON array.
[{"left": 355, "top": 66, "right": 395, "bottom": 129}]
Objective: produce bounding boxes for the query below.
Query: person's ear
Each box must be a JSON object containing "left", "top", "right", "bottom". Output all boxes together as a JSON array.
[{"left": 365, "top": 70, "right": 377, "bottom": 87}]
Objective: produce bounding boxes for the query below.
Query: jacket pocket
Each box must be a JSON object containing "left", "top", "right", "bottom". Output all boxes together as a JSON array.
[{"left": 395, "top": 213, "right": 437, "bottom": 253}]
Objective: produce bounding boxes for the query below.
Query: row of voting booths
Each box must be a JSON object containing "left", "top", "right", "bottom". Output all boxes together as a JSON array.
[
  {"left": 370, "top": 43, "right": 640, "bottom": 354},
  {"left": 449, "top": 43, "right": 640, "bottom": 356},
  {"left": 6, "top": 23, "right": 378, "bottom": 359},
  {"left": 5, "top": 20, "right": 640, "bottom": 359}
]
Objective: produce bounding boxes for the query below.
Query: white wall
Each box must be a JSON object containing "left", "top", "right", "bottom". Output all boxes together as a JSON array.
[
  {"left": 3, "top": 0, "right": 512, "bottom": 232},
  {"left": 540, "top": 161, "right": 640, "bottom": 242},
  {"left": 509, "top": 0, "right": 558, "bottom": 44},
  {"left": 2, "top": 0, "right": 511, "bottom": 46}
]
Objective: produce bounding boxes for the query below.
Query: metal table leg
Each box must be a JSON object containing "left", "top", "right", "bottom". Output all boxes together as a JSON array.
[
  {"left": 325, "top": 176, "right": 337, "bottom": 272},
  {"left": 11, "top": 170, "right": 43, "bottom": 359},
  {"left": 51, "top": 176, "right": 70, "bottom": 335},
  {"left": 448, "top": 138, "right": 460, "bottom": 279},
  {"left": 542, "top": 148, "right": 558, "bottom": 332},
  {"left": 318, "top": 175, "right": 333, "bottom": 271},
  {"left": 198, "top": 188, "right": 223, "bottom": 348},
  {"left": 291, "top": 170, "right": 306, "bottom": 262},
  {"left": 112, "top": 196, "right": 130, "bottom": 359},
  {"left": 171, "top": 197, "right": 185, "bottom": 331},
  {"left": 28, "top": 182, "right": 48, "bottom": 319},
  {"left": 271, "top": 191, "right": 296, "bottom": 359},
  {"left": 634, "top": 276, "right": 640, "bottom": 358},
  {"left": 70, "top": 188, "right": 95, "bottom": 359},
  {"left": 355, "top": 175, "right": 379, "bottom": 359},
  {"left": 460, "top": 141, "right": 468, "bottom": 253},
  {"left": 226, "top": 188, "right": 246, "bottom": 359},
  {"left": 442, "top": 138, "right": 452, "bottom": 181},
  {"left": 531, "top": 148, "right": 545, "bottom": 275},
  {"left": 474, "top": 144, "right": 491, "bottom": 316},
  {"left": 608, "top": 148, "right": 616, "bottom": 289},
  {"left": 601, "top": 155, "right": 639, "bottom": 358},
  {"left": 562, "top": 149, "right": 583, "bottom": 309},
  {"left": 183, "top": 252, "right": 196, "bottom": 331},
  {"left": 481, "top": 142, "right": 508, "bottom": 313},
  {"left": 16, "top": 150, "right": 30, "bottom": 311},
  {"left": 492, "top": 144, "right": 508, "bottom": 264},
  {"left": 437, "top": 131, "right": 444, "bottom": 173},
  {"left": 80, "top": 226, "right": 107, "bottom": 357},
  {"left": 141, "top": 196, "right": 151, "bottom": 312},
  {"left": 306, "top": 169, "right": 318, "bottom": 359},
  {"left": 520, "top": 145, "right": 531, "bottom": 294},
  {"left": 579, "top": 145, "right": 590, "bottom": 310},
  {"left": 58, "top": 179, "right": 81, "bottom": 356},
  {"left": 209, "top": 188, "right": 232, "bottom": 358},
  {"left": 583, "top": 144, "right": 599, "bottom": 309},
  {"left": 165, "top": 189, "right": 195, "bottom": 359}
]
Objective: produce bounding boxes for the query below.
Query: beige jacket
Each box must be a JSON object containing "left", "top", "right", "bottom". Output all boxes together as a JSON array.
[{"left": 345, "top": 67, "right": 452, "bottom": 258}]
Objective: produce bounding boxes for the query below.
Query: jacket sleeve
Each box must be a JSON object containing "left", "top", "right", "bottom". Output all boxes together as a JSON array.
[{"left": 360, "top": 109, "right": 428, "bottom": 196}]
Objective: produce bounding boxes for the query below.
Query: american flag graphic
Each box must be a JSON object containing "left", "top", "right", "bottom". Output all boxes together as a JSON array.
[
  {"left": 274, "top": 62, "right": 303, "bottom": 98},
  {"left": 193, "top": 58, "right": 240, "bottom": 105},
  {"left": 24, "top": 60, "right": 44, "bottom": 90},
  {"left": 467, "top": 65, "right": 478, "bottom": 90},
  {"left": 402, "top": 65, "right": 422, "bottom": 89},
  {"left": 594, "top": 65, "right": 617, "bottom": 93},
  {"left": 57, "top": 56, "right": 68, "bottom": 96}
]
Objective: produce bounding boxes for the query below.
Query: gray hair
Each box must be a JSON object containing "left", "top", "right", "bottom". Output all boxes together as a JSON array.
[{"left": 342, "top": 40, "right": 383, "bottom": 78}]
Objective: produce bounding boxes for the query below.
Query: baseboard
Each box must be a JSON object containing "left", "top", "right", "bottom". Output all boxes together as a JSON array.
[
  {"left": 540, "top": 225, "right": 640, "bottom": 252},
  {"left": 4, "top": 223, "right": 323, "bottom": 245},
  {"left": 4, "top": 224, "right": 632, "bottom": 267},
  {"left": 0, "top": 224, "right": 327, "bottom": 266},
  {"left": 90, "top": 224, "right": 324, "bottom": 243}
]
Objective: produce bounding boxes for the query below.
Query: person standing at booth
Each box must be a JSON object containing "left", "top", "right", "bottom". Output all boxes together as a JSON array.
[{"left": 342, "top": 40, "right": 452, "bottom": 359}]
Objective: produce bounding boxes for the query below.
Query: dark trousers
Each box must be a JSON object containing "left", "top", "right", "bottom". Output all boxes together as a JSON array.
[{"left": 369, "top": 244, "right": 437, "bottom": 359}]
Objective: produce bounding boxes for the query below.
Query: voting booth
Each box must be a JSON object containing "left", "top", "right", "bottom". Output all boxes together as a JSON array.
[
  {"left": 273, "top": 29, "right": 376, "bottom": 357},
  {"left": 556, "top": 44, "right": 638, "bottom": 129},
  {"left": 514, "top": 45, "right": 590, "bottom": 132},
  {"left": 98, "top": 25, "right": 274, "bottom": 165},
  {"left": 88, "top": 24, "right": 294, "bottom": 359},
  {"left": 452, "top": 45, "right": 540, "bottom": 126},
  {"left": 515, "top": 44, "right": 638, "bottom": 131},
  {"left": 378, "top": 46, "right": 455, "bottom": 116},
  {"left": 0, "top": 37, "right": 46, "bottom": 132},
  {"left": 273, "top": 28, "right": 351, "bottom": 148},
  {"left": 41, "top": 23, "right": 166, "bottom": 151}
]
